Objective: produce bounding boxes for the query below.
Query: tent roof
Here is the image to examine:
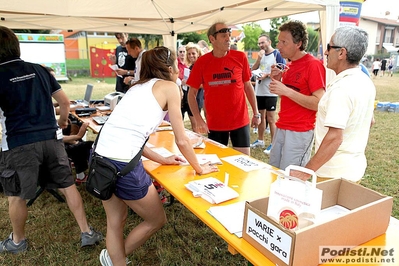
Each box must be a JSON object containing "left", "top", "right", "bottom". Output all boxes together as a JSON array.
[{"left": 0, "top": 0, "right": 338, "bottom": 35}]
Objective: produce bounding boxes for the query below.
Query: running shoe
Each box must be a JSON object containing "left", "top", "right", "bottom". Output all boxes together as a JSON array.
[
  {"left": 263, "top": 144, "right": 272, "bottom": 155},
  {"left": 81, "top": 226, "right": 103, "bottom": 247},
  {"left": 100, "top": 249, "right": 131, "bottom": 266},
  {"left": 250, "top": 139, "right": 265, "bottom": 148},
  {"left": 0, "top": 233, "right": 28, "bottom": 254}
]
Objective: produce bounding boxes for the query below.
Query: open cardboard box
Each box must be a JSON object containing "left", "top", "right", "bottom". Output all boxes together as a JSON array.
[{"left": 242, "top": 178, "right": 393, "bottom": 266}]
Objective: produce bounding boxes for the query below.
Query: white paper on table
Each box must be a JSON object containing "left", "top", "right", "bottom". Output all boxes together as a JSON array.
[
  {"left": 221, "top": 155, "right": 268, "bottom": 172},
  {"left": 179, "top": 154, "right": 222, "bottom": 166},
  {"left": 141, "top": 147, "right": 174, "bottom": 161},
  {"left": 156, "top": 126, "right": 173, "bottom": 131},
  {"left": 185, "top": 177, "right": 239, "bottom": 204},
  {"left": 207, "top": 201, "right": 246, "bottom": 235},
  {"left": 145, "top": 143, "right": 155, "bottom": 148}
]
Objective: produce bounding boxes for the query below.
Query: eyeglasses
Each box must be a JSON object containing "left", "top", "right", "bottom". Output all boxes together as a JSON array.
[
  {"left": 213, "top": 28, "right": 231, "bottom": 36},
  {"left": 178, "top": 51, "right": 185, "bottom": 53},
  {"left": 327, "top": 43, "right": 343, "bottom": 51}
]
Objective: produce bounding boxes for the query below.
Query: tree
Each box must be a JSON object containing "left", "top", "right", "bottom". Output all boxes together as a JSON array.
[
  {"left": 241, "top": 23, "right": 265, "bottom": 51},
  {"left": 177, "top": 31, "right": 208, "bottom": 45},
  {"left": 130, "top": 34, "right": 162, "bottom": 49},
  {"left": 306, "top": 27, "right": 319, "bottom": 54},
  {"left": 269, "top": 16, "right": 289, "bottom": 47}
]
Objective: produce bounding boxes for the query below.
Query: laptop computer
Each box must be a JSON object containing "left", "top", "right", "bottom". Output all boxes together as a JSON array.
[
  {"left": 71, "top": 84, "right": 94, "bottom": 108},
  {"left": 92, "top": 116, "right": 109, "bottom": 125}
]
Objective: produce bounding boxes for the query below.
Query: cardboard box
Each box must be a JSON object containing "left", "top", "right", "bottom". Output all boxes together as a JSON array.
[
  {"left": 376, "top": 101, "right": 390, "bottom": 112},
  {"left": 242, "top": 179, "right": 393, "bottom": 266}
]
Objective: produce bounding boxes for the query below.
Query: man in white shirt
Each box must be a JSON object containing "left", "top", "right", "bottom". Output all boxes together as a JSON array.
[
  {"left": 123, "top": 38, "right": 146, "bottom": 86},
  {"left": 292, "top": 26, "right": 376, "bottom": 183}
]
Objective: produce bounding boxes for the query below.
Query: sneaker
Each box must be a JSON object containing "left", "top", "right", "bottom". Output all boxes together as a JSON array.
[
  {"left": 81, "top": 226, "right": 103, "bottom": 248},
  {"left": 263, "top": 144, "right": 272, "bottom": 155},
  {"left": 265, "top": 127, "right": 270, "bottom": 134},
  {"left": 0, "top": 233, "right": 28, "bottom": 254},
  {"left": 250, "top": 139, "right": 264, "bottom": 148},
  {"left": 100, "top": 249, "right": 131, "bottom": 266},
  {"left": 253, "top": 128, "right": 258, "bottom": 134},
  {"left": 100, "top": 249, "right": 113, "bottom": 266}
]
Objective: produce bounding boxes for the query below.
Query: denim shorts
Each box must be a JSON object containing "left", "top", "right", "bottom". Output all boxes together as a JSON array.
[
  {"left": 0, "top": 139, "right": 74, "bottom": 199},
  {"left": 106, "top": 158, "right": 152, "bottom": 201}
]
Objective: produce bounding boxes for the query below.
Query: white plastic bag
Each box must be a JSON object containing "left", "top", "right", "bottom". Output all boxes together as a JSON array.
[{"left": 267, "top": 165, "right": 323, "bottom": 230}]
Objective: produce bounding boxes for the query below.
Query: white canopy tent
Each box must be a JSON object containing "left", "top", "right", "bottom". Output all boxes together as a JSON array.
[{"left": 1, "top": 0, "right": 339, "bottom": 50}]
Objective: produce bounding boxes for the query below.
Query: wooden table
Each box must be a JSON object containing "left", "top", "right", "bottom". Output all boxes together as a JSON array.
[
  {"left": 70, "top": 108, "right": 110, "bottom": 134},
  {"left": 142, "top": 130, "right": 399, "bottom": 266}
]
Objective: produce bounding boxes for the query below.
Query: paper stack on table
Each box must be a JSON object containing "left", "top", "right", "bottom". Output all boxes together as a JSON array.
[
  {"left": 207, "top": 201, "right": 246, "bottom": 237},
  {"left": 185, "top": 177, "right": 239, "bottom": 204}
]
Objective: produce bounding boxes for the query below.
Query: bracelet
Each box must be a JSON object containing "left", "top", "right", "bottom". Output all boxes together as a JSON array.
[{"left": 253, "top": 113, "right": 261, "bottom": 119}]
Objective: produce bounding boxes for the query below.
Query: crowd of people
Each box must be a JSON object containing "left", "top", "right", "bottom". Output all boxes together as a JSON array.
[
  {"left": 0, "top": 19, "right": 378, "bottom": 265},
  {"left": 372, "top": 56, "right": 395, "bottom": 77}
]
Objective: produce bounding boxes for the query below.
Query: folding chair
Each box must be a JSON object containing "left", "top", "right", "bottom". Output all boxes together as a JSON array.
[
  {"left": 26, "top": 167, "right": 65, "bottom": 207},
  {"left": 26, "top": 186, "right": 65, "bottom": 207}
]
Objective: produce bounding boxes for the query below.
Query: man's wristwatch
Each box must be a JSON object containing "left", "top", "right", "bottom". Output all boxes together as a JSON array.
[
  {"left": 254, "top": 113, "right": 261, "bottom": 119},
  {"left": 127, "top": 71, "right": 131, "bottom": 75}
]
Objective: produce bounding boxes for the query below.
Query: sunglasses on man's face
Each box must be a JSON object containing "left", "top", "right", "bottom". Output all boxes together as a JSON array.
[
  {"left": 327, "top": 43, "right": 343, "bottom": 51},
  {"left": 213, "top": 28, "right": 232, "bottom": 36}
]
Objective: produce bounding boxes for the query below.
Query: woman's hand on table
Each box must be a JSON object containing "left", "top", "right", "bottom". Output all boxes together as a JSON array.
[
  {"left": 163, "top": 155, "right": 186, "bottom": 165},
  {"left": 198, "top": 161, "right": 219, "bottom": 175}
]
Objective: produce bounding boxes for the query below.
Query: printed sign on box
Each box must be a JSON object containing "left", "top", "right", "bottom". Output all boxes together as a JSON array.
[{"left": 245, "top": 208, "right": 293, "bottom": 264}]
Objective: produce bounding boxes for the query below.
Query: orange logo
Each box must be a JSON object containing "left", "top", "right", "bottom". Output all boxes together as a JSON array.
[{"left": 279, "top": 209, "right": 298, "bottom": 229}]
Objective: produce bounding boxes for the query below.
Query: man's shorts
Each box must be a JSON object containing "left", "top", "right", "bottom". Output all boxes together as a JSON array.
[
  {"left": 208, "top": 125, "right": 250, "bottom": 147},
  {"left": 269, "top": 128, "right": 314, "bottom": 170},
  {"left": 0, "top": 139, "right": 74, "bottom": 199},
  {"left": 256, "top": 96, "right": 277, "bottom": 111},
  {"left": 106, "top": 159, "right": 152, "bottom": 201}
]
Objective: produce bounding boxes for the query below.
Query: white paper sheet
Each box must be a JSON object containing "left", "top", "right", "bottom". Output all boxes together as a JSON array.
[
  {"left": 221, "top": 155, "right": 268, "bottom": 172},
  {"left": 207, "top": 201, "right": 246, "bottom": 235}
]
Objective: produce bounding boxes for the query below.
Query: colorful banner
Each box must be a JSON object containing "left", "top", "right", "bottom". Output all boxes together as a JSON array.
[
  {"left": 89, "top": 47, "right": 115, "bottom": 78},
  {"left": 339, "top": 0, "right": 365, "bottom": 26},
  {"left": 17, "top": 34, "right": 64, "bottom": 42}
]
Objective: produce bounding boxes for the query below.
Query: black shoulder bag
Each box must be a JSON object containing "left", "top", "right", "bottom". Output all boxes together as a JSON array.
[{"left": 86, "top": 126, "right": 147, "bottom": 200}]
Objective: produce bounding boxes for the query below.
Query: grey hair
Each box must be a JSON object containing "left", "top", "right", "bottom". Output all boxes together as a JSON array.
[{"left": 331, "top": 26, "right": 368, "bottom": 64}]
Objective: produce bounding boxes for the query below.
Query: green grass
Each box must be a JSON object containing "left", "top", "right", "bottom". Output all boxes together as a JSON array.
[
  {"left": 66, "top": 59, "right": 90, "bottom": 70},
  {"left": 0, "top": 74, "right": 398, "bottom": 265}
]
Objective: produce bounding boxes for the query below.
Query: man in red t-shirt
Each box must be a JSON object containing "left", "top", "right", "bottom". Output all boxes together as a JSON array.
[
  {"left": 187, "top": 22, "right": 260, "bottom": 156},
  {"left": 269, "top": 20, "right": 326, "bottom": 170}
]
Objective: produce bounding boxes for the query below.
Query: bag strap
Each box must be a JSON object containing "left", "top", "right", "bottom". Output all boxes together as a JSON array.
[
  {"left": 91, "top": 125, "right": 148, "bottom": 177},
  {"left": 119, "top": 137, "right": 148, "bottom": 176}
]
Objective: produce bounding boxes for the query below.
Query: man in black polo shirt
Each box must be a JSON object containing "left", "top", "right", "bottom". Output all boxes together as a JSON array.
[{"left": 0, "top": 26, "right": 103, "bottom": 254}]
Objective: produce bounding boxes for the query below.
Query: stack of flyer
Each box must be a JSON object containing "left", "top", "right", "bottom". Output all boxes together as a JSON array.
[{"left": 185, "top": 177, "right": 239, "bottom": 204}]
